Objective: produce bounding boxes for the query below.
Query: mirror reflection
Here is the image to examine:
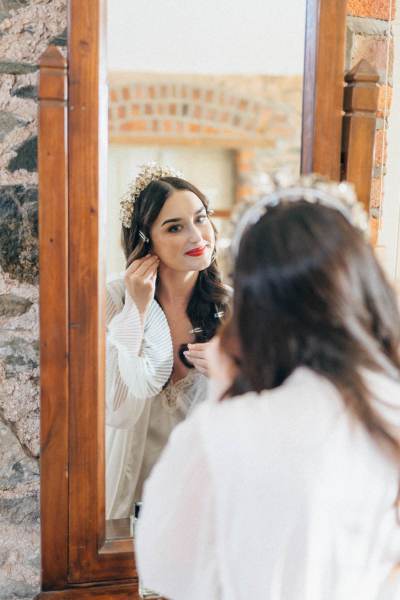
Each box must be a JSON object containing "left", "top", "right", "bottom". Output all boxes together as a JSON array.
[{"left": 105, "top": 0, "right": 306, "bottom": 533}]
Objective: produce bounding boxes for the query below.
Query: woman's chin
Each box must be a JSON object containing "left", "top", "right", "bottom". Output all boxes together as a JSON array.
[
  {"left": 187, "top": 253, "right": 212, "bottom": 271},
  {"left": 174, "top": 254, "right": 211, "bottom": 272}
]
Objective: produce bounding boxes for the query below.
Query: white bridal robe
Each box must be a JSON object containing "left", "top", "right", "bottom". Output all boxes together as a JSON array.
[
  {"left": 105, "top": 275, "right": 208, "bottom": 519},
  {"left": 136, "top": 366, "right": 400, "bottom": 600}
]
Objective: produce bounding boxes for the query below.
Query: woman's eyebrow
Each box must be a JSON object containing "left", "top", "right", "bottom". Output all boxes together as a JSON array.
[{"left": 161, "top": 207, "right": 205, "bottom": 227}]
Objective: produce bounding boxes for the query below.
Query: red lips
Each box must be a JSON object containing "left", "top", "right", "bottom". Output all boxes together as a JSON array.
[{"left": 185, "top": 246, "right": 207, "bottom": 257}]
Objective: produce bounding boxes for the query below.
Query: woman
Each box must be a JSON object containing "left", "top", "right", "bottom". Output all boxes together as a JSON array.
[
  {"left": 135, "top": 177, "right": 400, "bottom": 599},
  {"left": 106, "top": 163, "right": 230, "bottom": 519}
]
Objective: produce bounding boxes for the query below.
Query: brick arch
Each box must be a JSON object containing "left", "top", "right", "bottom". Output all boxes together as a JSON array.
[{"left": 109, "top": 78, "right": 289, "bottom": 145}]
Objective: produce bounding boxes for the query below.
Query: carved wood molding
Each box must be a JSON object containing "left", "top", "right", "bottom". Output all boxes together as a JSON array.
[
  {"left": 37, "top": 0, "right": 349, "bottom": 597},
  {"left": 342, "top": 59, "right": 380, "bottom": 212},
  {"left": 35, "top": 581, "right": 138, "bottom": 599},
  {"left": 38, "top": 45, "right": 69, "bottom": 591},
  {"left": 301, "top": 0, "right": 347, "bottom": 180}
]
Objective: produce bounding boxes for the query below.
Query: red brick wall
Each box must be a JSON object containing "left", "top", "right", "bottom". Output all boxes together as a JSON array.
[
  {"left": 109, "top": 74, "right": 303, "bottom": 206},
  {"left": 348, "top": 0, "right": 395, "bottom": 20},
  {"left": 109, "top": 75, "right": 301, "bottom": 149},
  {"left": 346, "top": 0, "right": 395, "bottom": 241}
]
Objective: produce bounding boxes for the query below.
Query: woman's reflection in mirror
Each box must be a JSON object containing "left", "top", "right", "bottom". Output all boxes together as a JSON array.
[{"left": 106, "top": 163, "right": 230, "bottom": 519}]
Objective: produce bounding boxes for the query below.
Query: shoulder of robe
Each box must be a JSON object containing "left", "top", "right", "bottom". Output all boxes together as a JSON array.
[{"left": 195, "top": 367, "right": 342, "bottom": 436}]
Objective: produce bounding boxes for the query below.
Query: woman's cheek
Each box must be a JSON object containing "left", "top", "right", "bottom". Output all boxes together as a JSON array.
[{"left": 207, "top": 226, "right": 216, "bottom": 249}]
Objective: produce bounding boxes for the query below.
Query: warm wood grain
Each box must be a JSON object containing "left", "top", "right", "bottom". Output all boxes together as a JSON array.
[
  {"left": 38, "top": 45, "right": 69, "bottom": 590},
  {"left": 68, "top": 0, "right": 136, "bottom": 583},
  {"left": 68, "top": 0, "right": 137, "bottom": 583},
  {"left": 35, "top": 582, "right": 139, "bottom": 599},
  {"left": 301, "top": 0, "right": 347, "bottom": 179},
  {"left": 38, "top": 0, "right": 351, "bottom": 597},
  {"left": 342, "top": 59, "right": 379, "bottom": 211}
]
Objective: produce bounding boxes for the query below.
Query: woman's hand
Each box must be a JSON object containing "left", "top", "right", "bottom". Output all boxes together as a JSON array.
[
  {"left": 124, "top": 254, "right": 160, "bottom": 319},
  {"left": 183, "top": 341, "right": 213, "bottom": 376},
  {"left": 184, "top": 337, "right": 237, "bottom": 389}
]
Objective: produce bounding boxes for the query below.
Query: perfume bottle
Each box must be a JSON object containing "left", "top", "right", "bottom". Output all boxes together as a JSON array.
[{"left": 131, "top": 502, "right": 162, "bottom": 600}]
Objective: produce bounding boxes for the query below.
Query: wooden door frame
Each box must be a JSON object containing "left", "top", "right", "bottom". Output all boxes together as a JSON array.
[
  {"left": 301, "top": 0, "right": 347, "bottom": 179},
  {"left": 37, "top": 0, "right": 348, "bottom": 597}
]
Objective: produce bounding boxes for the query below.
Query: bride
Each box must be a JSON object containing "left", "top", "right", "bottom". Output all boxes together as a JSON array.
[{"left": 106, "top": 163, "right": 230, "bottom": 519}]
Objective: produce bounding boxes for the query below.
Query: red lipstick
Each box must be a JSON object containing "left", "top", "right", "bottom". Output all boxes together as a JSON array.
[{"left": 185, "top": 246, "right": 206, "bottom": 257}]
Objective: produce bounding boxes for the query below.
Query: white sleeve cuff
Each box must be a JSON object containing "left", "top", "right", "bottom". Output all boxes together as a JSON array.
[
  {"left": 107, "top": 291, "right": 143, "bottom": 357},
  {"left": 107, "top": 294, "right": 174, "bottom": 402}
]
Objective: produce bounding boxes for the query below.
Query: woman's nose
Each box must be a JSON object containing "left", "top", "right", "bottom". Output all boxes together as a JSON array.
[{"left": 188, "top": 224, "right": 203, "bottom": 243}]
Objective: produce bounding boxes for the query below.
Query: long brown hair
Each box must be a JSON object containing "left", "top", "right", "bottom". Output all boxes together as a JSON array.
[
  {"left": 221, "top": 199, "right": 400, "bottom": 457},
  {"left": 122, "top": 176, "right": 230, "bottom": 341}
]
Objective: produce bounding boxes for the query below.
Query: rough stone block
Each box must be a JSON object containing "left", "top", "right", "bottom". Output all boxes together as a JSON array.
[
  {"left": 49, "top": 26, "right": 67, "bottom": 47},
  {"left": 0, "top": 110, "right": 26, "bottom": 142},
  {"left": 10, "top": 84, "right": 37, "bottom": 100},
  {"left": 0, "top": 61, "right": 37, "bottom": 74},
  {"left": 0, "top": 335, "right": 39, "bottom": 378},
  {"left": 8, "top": 136, "right": 37, "bottom": 172},
  {"left": 0, "top": 422, "right": 39, "bottom": 599},
  {"left": 0, "top": 0, "right": 67, "bottom": 63},
  {"left": 350, "top": 34, "right": 393, "bottom": 83},
  {"left": 0, "top": 293, "right": 32, "bottom": 317},
  {"left": 0, "top": 0, "right": 30, "bottom": 16},
  {"left": 347, "top": 15, "right": 391, "bottom": 35},
  {"left": 0, "top": 185, "right": 38, "bottom": 283}
]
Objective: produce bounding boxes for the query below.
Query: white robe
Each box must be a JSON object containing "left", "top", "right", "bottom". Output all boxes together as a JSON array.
[
  {"left": 136, "top": 366, "right": 400, "bottom": 600},
  {"left": 105, "top": 275, "right": 208, "bottom": 519}
]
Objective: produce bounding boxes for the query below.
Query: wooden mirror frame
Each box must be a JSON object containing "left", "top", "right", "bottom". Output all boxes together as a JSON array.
[{"left": 37, "top": 1, "right": 348, "bottom": 597}]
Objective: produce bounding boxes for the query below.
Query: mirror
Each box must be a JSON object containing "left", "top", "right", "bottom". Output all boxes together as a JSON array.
[
  {"left": 104, "top": 0, "right": 306, "bottom": 538},
  {"left": 38, "top": 0, "right": 350, "bottom": 595}
]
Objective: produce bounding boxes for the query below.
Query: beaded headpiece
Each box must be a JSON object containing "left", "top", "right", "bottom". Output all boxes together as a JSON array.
[
  {"left": 230, "top": 174, "right": 369, "bottom": 256},
  {"left": 120, "top": 162, "right": 183, "bottom": 229}
]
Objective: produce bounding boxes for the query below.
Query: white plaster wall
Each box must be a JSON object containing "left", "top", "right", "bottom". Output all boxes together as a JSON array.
[
  {"left": 378, "top": 0, "right": 400, "bottom": 286},
  {"left": 107, "top": 0, "right": 306, "bottom": 75}
]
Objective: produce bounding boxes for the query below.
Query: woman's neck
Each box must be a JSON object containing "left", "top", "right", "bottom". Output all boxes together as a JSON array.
[{"left": 157, "top": 266, "right": 198, "bottom": 308}]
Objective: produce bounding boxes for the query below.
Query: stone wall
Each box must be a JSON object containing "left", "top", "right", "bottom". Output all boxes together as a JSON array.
[
  {"left": 346, "top": 0, "right": 395, "bottom": 242},
  {"left": 0, "top": 1, "right": 66, "bottom": 598}
]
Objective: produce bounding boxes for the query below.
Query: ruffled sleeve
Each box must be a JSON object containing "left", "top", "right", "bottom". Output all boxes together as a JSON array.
[{"left": 106, "top": 276, "right": 173, "bottom": 429}]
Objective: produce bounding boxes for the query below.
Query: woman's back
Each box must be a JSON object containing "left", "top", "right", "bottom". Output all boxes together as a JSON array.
[
  {"left": 199, "top": 367, "right": 400, "bottom": 599},
  {"left": 136, "top": 179, "right": 400, "bottom": 600}
]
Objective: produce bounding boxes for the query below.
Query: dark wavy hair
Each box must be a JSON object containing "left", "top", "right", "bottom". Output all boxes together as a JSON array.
[
  {"left": 220, "top": 199, "right": 400, "bottom": 457},
  {"left": 122, "top": 176, "right": 230, "bottom": 342}
]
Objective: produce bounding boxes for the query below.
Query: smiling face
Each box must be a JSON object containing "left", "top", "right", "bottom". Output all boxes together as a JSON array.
[{"left": 150, "top": 189, "right": 215, "bottom": 272}]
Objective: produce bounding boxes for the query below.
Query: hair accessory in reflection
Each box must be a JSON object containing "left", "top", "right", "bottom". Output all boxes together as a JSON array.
[
  {"left": 120, "top": 162, "right": 183, "bottom": 228},
  {"left": 138, "top": 230, "right": 149, "bottom": 243},
  {"left": 189, "top": 327, "right": 204, "bottom": 335},
  {"left": 230, "top": 174, "right": 369, "bottom": 257}
]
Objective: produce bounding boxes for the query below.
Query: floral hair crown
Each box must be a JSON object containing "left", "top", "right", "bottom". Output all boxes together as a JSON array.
[
  {"left": 230, "top": 174, "right": 369, "bottom": 256},
  {"left": 120, "top": 162, "right": 183, "bottom": 229}
]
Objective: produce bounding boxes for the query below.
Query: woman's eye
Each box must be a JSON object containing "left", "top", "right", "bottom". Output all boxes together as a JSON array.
[
  {"left": 168, "top": 224, "right": 182, "bottom": 233},
  {"left": 197, "top": 215, "right": 207, "bottom": 223}
]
